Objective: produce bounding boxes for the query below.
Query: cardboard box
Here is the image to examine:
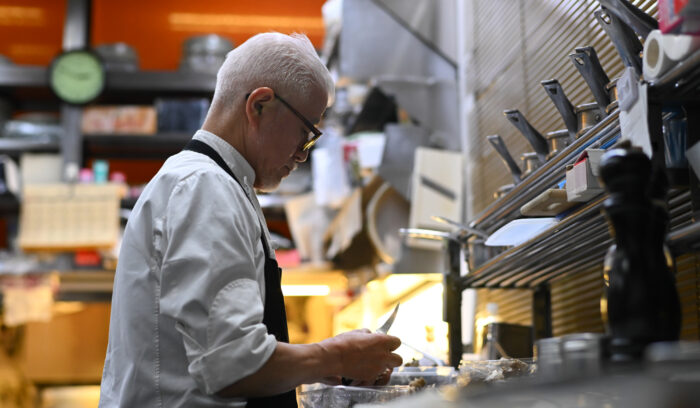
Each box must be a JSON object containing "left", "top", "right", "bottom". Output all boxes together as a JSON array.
[{"left": 565, "top": 149, "right": 605, "bottom": 202}]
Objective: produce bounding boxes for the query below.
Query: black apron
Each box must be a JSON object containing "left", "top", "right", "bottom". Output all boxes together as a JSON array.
[{"left": 184, "top": 139, "right": 297, "bottom": 408}]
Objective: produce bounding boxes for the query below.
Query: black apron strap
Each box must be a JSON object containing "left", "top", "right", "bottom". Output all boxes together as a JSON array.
[{"left": 183, "top": 139, "right": 297, "bottom": 408}]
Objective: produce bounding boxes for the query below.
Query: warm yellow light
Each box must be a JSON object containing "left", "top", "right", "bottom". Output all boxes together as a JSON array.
[
  {"left": 282, "top": 285, "right": 330, "bottom": 297},
  {"left": 0, "top": 6, "right": 44, "bottom": 26},
  {"left": 168, "top": 13, "right": 324, "bottom": 34}
]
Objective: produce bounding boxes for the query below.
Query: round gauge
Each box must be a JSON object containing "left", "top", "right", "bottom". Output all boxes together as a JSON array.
[{"left": 49, "top": 50, "right": 105, "bottom": 105}]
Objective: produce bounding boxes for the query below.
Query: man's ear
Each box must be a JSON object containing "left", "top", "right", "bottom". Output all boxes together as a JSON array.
[{"left": 245, "top": 87, "right": 274, "bottom": 128}]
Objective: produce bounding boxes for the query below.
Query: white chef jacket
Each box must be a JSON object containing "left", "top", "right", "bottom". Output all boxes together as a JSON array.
[{"left": 99, "top": 130, "right": 278, "bottom": 407}]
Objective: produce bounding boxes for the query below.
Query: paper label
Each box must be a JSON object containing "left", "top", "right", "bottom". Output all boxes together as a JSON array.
[{"left": 620, "top": 82, "right": 653, "bottom": 158}]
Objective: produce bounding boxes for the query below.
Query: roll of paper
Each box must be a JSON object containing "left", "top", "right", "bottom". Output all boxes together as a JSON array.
[
  {"left": 663, "top": 32, "right": 700, "bottom": 61},
  {"left": 643, "top": 29, "right": 676, "bottom": 80}
]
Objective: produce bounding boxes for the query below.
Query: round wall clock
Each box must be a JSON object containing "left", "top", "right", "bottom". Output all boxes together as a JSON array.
[{"left": 49, "top": 50, "right": 106, "bottom": 105}]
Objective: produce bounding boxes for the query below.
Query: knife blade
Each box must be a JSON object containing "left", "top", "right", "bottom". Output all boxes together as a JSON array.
[
  {"left": 341, "top": 303, "right": 400, "bottom": 385},
  {"left": 376, "top": 303, "right": 400, "bottom": 334}
]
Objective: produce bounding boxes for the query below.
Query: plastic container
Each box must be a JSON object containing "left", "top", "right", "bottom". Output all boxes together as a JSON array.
[
  {"left": 388, "top": 366, "right": 457, "bottom": 387},
  {"left": 297, "top": 384, "right": 413, "bottom": 408}
]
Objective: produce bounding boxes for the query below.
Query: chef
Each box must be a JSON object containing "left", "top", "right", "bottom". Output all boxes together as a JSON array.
[{"left": 98, "top": 32, "right": 402, "bottom": 408}]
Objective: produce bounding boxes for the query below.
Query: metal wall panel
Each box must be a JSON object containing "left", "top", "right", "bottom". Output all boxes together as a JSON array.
[{"left": 469, "top": 0, "right": 656, "bottom": 208}]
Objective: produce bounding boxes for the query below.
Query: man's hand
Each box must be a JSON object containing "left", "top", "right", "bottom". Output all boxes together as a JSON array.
[{"left": 317, "top": 329, "right": 403, "bottom": 386}]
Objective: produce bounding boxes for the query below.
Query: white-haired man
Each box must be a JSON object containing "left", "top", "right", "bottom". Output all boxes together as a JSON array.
[{"left": 99, "top": 33, "right": 402, "bottom": 408}]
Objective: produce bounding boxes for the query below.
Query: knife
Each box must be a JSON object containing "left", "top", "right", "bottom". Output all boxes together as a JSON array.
[{"left": 341, "top": 303, "right": 400, "bottom": 385}]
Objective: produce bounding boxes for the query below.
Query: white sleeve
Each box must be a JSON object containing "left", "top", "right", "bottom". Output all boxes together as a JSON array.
[{"left": 158, "top": 171, "right": 277, "bottom": 395}]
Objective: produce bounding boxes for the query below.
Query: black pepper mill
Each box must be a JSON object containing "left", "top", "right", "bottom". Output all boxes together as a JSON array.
[{"left": 599, "top": 147, "right": 681, "bottom": 363}]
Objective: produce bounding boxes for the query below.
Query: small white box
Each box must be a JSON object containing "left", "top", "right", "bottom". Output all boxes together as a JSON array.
[{"left": 565, "top": 149, "right": 606, "bottom": 202}]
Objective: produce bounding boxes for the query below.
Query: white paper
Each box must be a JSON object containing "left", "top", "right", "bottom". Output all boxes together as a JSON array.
[
  {"left": 485, "top": 218, "right": 557, "bottom": 247},
  {"left": 620, "top": 82, "right": 653, "bottom": 158}
]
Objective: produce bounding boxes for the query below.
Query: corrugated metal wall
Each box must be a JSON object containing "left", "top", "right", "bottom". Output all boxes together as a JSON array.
[
  {"left": 468, "top": 0, "right": 699, "bottom": 341},
  {"left": 471, "top": 0, "right": 656, "bottom": 208}
]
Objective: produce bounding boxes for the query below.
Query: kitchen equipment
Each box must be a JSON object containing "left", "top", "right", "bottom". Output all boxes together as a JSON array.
[
  {"left": 481, "top": 323, "right": 533, "bottom": 360},
  {"left": 377, "top": 303, "right": 400, "bottom": 334},
  {"left": 297, "top": 384, "right": 412, "bottom": 407},
  {"left": 597, "top": 0, "right": 658, "bottom": 39},
  {"left": 520, "top": 188, "right": 576, "bottom": 217},
  {"left": 340, "top": 303, "right": 400, "bottom": 386},
  {"left": 569, "top": 46, "right": 611, "bottom": 111},
  {"left": 95, "top": 43, "right": 139, "bottom": 71},
  {"left": 493, "top": 183, "right": 514, "bottom": 200},
  {"left": 541, "top": 78, "right": 609, "bottom": 139},
  {"left": 484, "top": 218, "right": 557, "bottom": 247},
  {"left": 430, "top": 215, "right": 489, "bottom": 240},
  {"left": 541, "top": 79, "right": 578, "bottom": 141},
  {"left": 575, "top": 102, "right": 606, "bottom": 138},
  {"left": 520, "top": 152, "right": 541, "bottom": 178},
  {"left": 503, "top": 109, "right": 548, "bottom": 162},
  {"left": 595, "top": 9, "right": 644, "bottom": 76},
  {"left": 545, "top": 129, "right": 571, "bottom": 160},
  {"left": 366, "top": 182, "right": 410, "bottom": 264},
  {"left": 600, "top": 147, "right": 681, "bottom": 362},
  {"left": 535, "top": 337, "right": 563, "bottom": 378},
  {"left": 561, "top": 333, "right": 604, "bottom": 379},
  {"left": 179, "top": 34, "right": 234, "bottom": 74},
  {"left": 487, "top": 134, "right": 522, "bottom": 184},
  {"left": 605, "top": 78, "right": 619, "bottom": 114}
]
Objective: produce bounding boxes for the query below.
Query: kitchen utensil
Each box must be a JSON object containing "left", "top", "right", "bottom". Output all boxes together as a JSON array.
[
  {"left": 377, "top": 303, "right": 400, "bottom": 334},
  {"left": 520, "top": 152, "right": 541, "bottom": 178},
  {"left": 569, "top": 46, "right": 611, "bottom": 111},
  {"left": 493, "top": 183, "right": 514, "bottom": 200},
  {"left": 95, "top": 43, "right": 139, "bottom": 71},
  {"left": 484, "top": 218, "right": 557, "bottom": 247},
  {"left": 366, "top": 182, "right": 410, "bottom": 264},
  {"left": 575, "top": 102, "right": 605, "bottom": 138},
  {"left": 605, "top": 78, "right": 619, "bottom": 114},
  {"left": 597, "top": 0, "right": 657, "bottom": 40},
  {"left": 400, "top": 340, "right": 446, "bottom": 366},
  {"left": 179, "top": 34, "right": 234, "bottom": 74},
  {"left": 520, "top": 188, "right": 576, "bottom": 217},
  {"left": 503, "top": 109, "right": 549, "bottom": 162},
  {"left": 545, "top": 129, "right": 572, "bottom": 160},
  {"left": 595, "top": 9, "right": 644, "bottom": 76},
  {"left": 340, "top": 303, "right": 400, "bottom": 385},
  {"left": 487, "top": 134, "right": 522, "bottom": 184},
  {"left": 541, "top": 79, "right": 578, "bottom": 141},
  {"left": 430, "top": 215, "right": 489, "bottom": 239}
]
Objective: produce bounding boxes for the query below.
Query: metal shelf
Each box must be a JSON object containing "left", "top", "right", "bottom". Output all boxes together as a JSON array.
[
  {"left": 470, "top": 110, "right": 621, "bottom": 234},
  {"left": 0, "top": 139, "right": 60, "bottom": 154},
  {"left": 0, "top": 65, "right": 216, "bottom": 94},
  {"left": 83, "top": 132, "right": 191, "bottom": 159},
  {"left": 0, "top": 65, "right": 48, "bottom": 88},
  {"left": 648, "top": 47, "right": 700, "bottom": 101},
  {"left": 105, "top": 70, "right": 216, "bottom": 94}
]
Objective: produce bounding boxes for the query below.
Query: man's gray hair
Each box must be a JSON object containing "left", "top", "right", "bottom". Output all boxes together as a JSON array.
[{"left": 212, "top": 32, "right": 334, "bottom": 114}]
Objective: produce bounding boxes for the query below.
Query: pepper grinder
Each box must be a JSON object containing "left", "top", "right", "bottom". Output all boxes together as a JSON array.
[{"left": 599, "top": 147, "right": 681, "bottom": 363}]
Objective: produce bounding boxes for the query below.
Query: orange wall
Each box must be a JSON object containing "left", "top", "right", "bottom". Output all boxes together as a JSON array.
[
  {"left": 0, "top": 0, "right": 66, "bottom": 65},
  {"left": 0, "top": 0, "right": 326, "bottom": 68}
]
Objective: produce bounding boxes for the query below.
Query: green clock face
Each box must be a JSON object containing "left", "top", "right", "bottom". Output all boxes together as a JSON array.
[{"left": 49, "top": 50, "right": 105, "bottom": 105}]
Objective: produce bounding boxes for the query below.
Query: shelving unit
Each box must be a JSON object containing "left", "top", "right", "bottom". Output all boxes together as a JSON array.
[{"left": 442, "top": 44, "right": 700, "bottom": 368}]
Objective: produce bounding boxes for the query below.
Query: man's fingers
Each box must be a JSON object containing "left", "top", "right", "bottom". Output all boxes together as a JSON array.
[
  {"left": 389, "top": 352, "right": 403, "bottom": 367},
  {"left": 382, "top": 334, "right": 402, "bottom": 351}
]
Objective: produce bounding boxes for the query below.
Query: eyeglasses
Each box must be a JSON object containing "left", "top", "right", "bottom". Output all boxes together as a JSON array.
[{"left": 246, "top": 92, "right": 323, "bottom": 151}]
